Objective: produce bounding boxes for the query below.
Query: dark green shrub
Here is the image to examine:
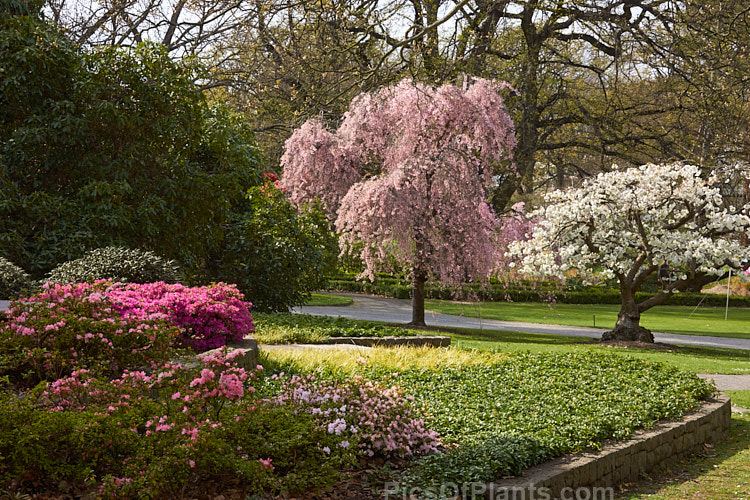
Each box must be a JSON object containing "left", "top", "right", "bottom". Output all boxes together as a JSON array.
[
  {"left": 0, "top": 258, "right": 34, "bottom": 298},
  {"left": 0, "top": 389, "right": 94, "bottom": 486},
  {"left": 207, "top": 177, "right": 338, "bottom": 312},
  {"left": 0, "top": 8, "right": 262, "bottom": 277},
  {"left": 400, "top": 435, "right": 546, "bottom": 492},
  {"left": 46, "top": 246, "right": 179, "bottom": 284}
]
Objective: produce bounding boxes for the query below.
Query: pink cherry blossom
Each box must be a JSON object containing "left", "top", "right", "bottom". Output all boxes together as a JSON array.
[{"left": 281, "top": 78, "right": 517, "bottom": 311}]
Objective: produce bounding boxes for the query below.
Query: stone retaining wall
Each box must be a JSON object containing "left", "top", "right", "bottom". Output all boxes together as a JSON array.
[
  {"left": 324, "top": 335, "right": 451, "bottom": 347},
  {"left": 485, "top": 393, "right": 731, "bottom": 499}
]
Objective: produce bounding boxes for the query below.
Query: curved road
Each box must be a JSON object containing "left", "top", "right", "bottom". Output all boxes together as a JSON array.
[{"left": 295, "top": 292, "right": 750, "bottom": 351}]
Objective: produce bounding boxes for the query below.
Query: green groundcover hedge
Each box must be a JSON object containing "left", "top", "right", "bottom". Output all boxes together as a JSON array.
[{"left": 266, "top": 349, "right": 714, "bottom": 493}]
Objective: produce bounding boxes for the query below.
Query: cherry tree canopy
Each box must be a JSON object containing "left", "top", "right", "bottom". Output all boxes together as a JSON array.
[
  {"left": 281, "top": 78, "right": 517, "bottom": 325},
  {"left": 510, "top": 162, "right": 750, "bottom": 342}
]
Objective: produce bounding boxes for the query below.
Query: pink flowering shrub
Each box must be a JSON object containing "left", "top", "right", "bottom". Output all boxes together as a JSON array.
[
  {"left": 276, "top": 373, "right": 440, "bottom": 458},
  {"left": 0, "top": 281, "right": 178, "bottom": 384},
  {"left": 0, "top": 353, "right": 359, "bottom": 498},
  {"left": 107, "top": 281, "right": 254, "bottom": 352},
  {"left": 18, "top": 351, "right": 272, "bottom": 497}
]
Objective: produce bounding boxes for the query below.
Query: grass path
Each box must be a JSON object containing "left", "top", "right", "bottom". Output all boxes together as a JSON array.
[
  {"left": 426, "top": 300, "right": 750, "bottom": 339},
  {"left": 303, "top": 293, "right": 353, "bottom": 306}
]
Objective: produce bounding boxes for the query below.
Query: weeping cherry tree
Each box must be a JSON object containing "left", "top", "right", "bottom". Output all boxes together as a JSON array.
[{"left": 281, "top": 78, "right": 517, "bottom": 325}]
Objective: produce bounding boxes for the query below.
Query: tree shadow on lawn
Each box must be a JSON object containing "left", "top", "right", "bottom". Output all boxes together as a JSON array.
[{"left": 616, "top": 414, "right": 750, "bottom": 499}]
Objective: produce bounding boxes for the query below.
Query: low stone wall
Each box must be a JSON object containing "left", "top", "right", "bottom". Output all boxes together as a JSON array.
[
  {"left": 324, "top": 335, "right": 451, "bottom": 347},
  {"left": 485, "top": 393, "right": 731, "bottom": 499}
]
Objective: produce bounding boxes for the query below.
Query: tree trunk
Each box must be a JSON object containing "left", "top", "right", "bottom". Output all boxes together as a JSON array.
[
  {"left": 410, "top": 273, "right": 426, "bottom": 326},
  {"left": 602, "top": 286, "right": 654, "bottom": 343}
]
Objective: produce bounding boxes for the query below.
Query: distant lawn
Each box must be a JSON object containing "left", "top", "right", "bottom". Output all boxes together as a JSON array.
[
  {"left": 425, "top": 300, "right": 750, "bottom": 339},
  {"left": 443, "top": 327, "right": 750, "bottom": 375},
  {"left": 303, "top": 293, "right": 353, "bottom": 306}
]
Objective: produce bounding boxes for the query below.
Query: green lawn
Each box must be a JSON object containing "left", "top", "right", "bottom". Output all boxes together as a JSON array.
[
  {"left": 426, "top": 300, "right": 750, "bottom": 339},
  {"left": 443, "top": 327, "right": 750, "bottom": 375},
  {"left": 726, "top": 391, "right": 750, "bottom": 409},
  {"left": 303, "top": 293, "right": 353, "bottom": 306}
]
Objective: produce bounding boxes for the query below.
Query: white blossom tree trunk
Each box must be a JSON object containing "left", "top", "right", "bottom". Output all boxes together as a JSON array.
[{"left": 602, "top": 285, "right": 654, "bottom": 342}]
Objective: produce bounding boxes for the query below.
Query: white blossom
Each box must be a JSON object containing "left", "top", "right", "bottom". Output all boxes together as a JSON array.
[{"left": 510, "top": 163, "right": 750, "bottom": 282}]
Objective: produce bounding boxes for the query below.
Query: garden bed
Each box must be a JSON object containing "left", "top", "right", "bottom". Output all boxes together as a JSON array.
[{"left": 263, "top": 346, "right": 715, "bottom": 495}]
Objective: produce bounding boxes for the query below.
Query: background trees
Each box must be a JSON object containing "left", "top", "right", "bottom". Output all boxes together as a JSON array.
[
  {"left": 45, "top": 0, "right": 750, "bottom": 200},
  {"left": 282, "top": 78, "right": 516, "bottom": 324},
  {"left": 511, "top": 163, "right": 750, "bottom": 342},
  {"left": 0, "top": 20, "right": 255, "bottom": 275},
  {"left": 0, "top": 1, "right": 334, "bottom": 310},
  {"left": 5, "top": 0, "right": 748, "bottom": 307}
]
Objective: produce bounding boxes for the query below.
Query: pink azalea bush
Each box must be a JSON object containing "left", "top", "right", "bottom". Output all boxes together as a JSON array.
[
  {"left": 0, "top": 281, "right": 442, "bottom": 497},
  {"left": 32, "top": 351, "right": 279, "bottom": 498},
  {"left": 107, "top": 281, "right": 254, "bottom": 352},
  {"left": 1, "top": 348, "right": 440, "bottom": 498},
  {"left": 0, "top": 281, "right": 177, "bottom": 383},
  {"left": 276, "top": 373, "right": 440, "bottom": 458}
]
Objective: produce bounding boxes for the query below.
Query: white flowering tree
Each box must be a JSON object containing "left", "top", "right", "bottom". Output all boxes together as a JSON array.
[{"left": 510, "top": 163, "right": 750, "bottom": 342}]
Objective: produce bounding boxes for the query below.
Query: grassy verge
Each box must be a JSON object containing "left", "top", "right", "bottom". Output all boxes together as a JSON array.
[
  {"left": 444, "top": 327, "right": 750, "bottom": 374},
  {"left": 425, "top": 300, "right": 750, "bottom": 339},
  {"left": 303, "top": 293, "right": 353, "bottom": 306},
  {"left": 726, "top": 391, "right": 750, "bottom": 409},
  {"left": 617, "top": 414, "right": 750, "bottom": 499}
]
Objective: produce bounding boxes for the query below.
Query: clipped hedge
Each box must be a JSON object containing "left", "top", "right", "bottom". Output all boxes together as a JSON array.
[
  {"left": 253, "top": 313, "right": 419, "bottom": 344},
  {"left": 324, "top": 274, "right": 750, "bottom": 307}
]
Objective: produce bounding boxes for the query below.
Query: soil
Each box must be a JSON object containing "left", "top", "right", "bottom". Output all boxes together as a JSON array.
[
  {"left": 702, "top": 281, "right": 750, "bottom": 296},
  {"left": 591, "top": 339, "right": 684, "bottom": 351}
]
